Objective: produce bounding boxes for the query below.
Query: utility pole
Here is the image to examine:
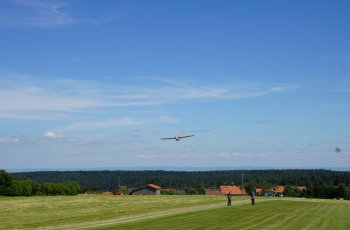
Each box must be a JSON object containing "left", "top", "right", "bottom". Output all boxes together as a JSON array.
[{"left": 241, "top": 173, "right": 245, "bottom": 195}]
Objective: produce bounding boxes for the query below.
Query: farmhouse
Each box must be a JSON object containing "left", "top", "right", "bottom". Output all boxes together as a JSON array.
[
  {"left": 220, "top": 185, "right": 246, "bottom": 195},
  {"left": 131, "top": 184, "right": 161, "bottom": 195}
]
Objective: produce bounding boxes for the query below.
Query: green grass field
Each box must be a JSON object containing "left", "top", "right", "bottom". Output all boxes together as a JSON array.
[{"left": 0, "top": 195, "right": 349, "bottom": 229}]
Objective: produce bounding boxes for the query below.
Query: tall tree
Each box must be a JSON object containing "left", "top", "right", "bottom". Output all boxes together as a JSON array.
[{"left": 0, "top": 169, "right": 13, "bottom": 195}]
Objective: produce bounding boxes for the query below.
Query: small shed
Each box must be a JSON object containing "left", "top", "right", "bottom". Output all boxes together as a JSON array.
[{"left": 131, "top": 184, "right": 161, "bottom": 195}]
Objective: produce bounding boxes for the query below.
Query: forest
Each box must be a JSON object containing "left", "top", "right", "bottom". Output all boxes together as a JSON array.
[
  {"left": 9, "top": 169, "right": 350, "bottom": 199},
  {"left": 0, "top": 170, "right": 80, "bottom": 196}
]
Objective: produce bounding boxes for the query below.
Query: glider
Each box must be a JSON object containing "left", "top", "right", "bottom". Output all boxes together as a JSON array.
[{"left": 161, "top": 134, "right": 194, "bottom": 141}]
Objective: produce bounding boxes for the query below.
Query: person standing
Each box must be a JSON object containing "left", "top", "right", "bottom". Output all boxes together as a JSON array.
[
  {"left": 227, "top": 192, "right": 232, "bottom": 206},
  {"left": 251, "top": 191, "right": 255, "bottom": 206}
]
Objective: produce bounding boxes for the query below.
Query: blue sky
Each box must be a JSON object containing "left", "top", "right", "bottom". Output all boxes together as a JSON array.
[{"left": 0, "top": 0, "right": 349, "bottom": 170}]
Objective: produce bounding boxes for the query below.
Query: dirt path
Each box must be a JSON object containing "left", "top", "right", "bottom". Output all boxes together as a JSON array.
[{"left": 50, "top": 199, "right": 273, "bottom": 230}]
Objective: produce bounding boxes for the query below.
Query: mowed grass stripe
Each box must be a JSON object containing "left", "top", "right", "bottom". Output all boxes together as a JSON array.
[
  {"left": 98, "top": 200, "right": 350, "bottom": 230},
  {"left": 304, "top": 201, "right": 331, "bottom": 230},
  {"left": 0, "top": 195, "right": 241, "bottom": 229},
  {"left": 1, "top": 196, "right": 349, "bottom": 229},
  {"left": 57, "top": 201, "right": 253, "bottom": 230}
]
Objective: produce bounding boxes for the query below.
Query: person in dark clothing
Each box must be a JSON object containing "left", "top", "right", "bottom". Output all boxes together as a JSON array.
[
  {"left": 227, "top": 192, "right": 232, "bottom": 206},
  {"left": 251, "top": 191, "right": 255, "bottom": 206}
]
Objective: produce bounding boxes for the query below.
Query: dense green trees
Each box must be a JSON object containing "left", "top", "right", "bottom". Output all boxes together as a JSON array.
[
  {"left": 7, "top": 169, "right": 350, "bottom": 199},
  {"left": 9, "top": 180, "right": 38, "bottom": 196},
  {"left": 0, "top": 170, "right": 80, "bottom": 196},
  {"left": 283, "top": 185, "right": 304, "bottom": 197},
  {"left": 0, "top": 169, "right": 13, "bottom": 195},
  {"left": 185, "top": 186, "right": 205, "bottom": 195},
  {"left": 13, "top": 169, "right": 350, "bottom": 191},
  {"left": 244, "top": 181, "right": 258, "bottom": 195}
]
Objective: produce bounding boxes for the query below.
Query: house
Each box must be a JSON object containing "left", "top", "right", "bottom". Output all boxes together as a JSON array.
[
  {"left": 255, "top": 188, "right": 263, "bottom": 195},
  {"left": 273, "top": 186, "right": 285, "bottom": 196},
  {"left": 297, "top": 186, "right": 306, "bottom": 191},
  {"left": 220, "top": 185, "right": 246, "bottom": 195},
  {"left": 131, "top": 184, "right": 161, "bottom": 195},
  {"left": 205, "top": 189, "right": 223, "bottom": 195}
]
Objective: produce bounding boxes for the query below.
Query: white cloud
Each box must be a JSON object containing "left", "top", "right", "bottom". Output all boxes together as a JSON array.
[
  {"left": 43, "top": 131, "right": 75, "bottom": 142},
  {"left": 0, "top": 137, "right": 20, "bottom": 144},
  {"left": 44, "top": 131, "right": 62, "bottom": 139}
]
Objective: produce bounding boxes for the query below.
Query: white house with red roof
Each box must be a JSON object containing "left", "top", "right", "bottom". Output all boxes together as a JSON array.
[{"left": 131, "top": 183, "right": 162, "bottom": 195}]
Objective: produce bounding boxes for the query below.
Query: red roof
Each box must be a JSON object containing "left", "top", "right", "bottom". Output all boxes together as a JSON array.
[
  {"left": 297, "top": 186, "right": 306, "bottom": 191},
  {"left": 220, "top": 185, "right": 246, "bottom": 195},
  {"left": 273, "top": 186, "right": 285, "bottom": 193},
  {"left": 256, "top": 188, "right": 263, "bottom": 193},
  {"left": 147, "top": 184, "right": 161, "bottom": 190}
]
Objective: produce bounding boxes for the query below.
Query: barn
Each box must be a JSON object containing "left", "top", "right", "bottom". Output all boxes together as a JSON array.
[{"left": 131, "top": 184, "right": 161, "bottom": 195}]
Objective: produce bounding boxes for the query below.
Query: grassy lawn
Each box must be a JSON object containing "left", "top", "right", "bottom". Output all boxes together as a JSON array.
[
  {"left": 99, "top": 199, "right": 350, "bottom": 230},
  {"left": 0, "top": 195, "right": 235, "bottom": 229},
  {"left": 0, "top": 195, "right": 349, "bottom": 229}
]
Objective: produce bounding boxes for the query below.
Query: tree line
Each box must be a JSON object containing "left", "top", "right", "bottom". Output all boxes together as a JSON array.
[
  {"left": 9, "top": 169, "right": 350, "bottom": 199},
  {"left": 1, "top": 170, "right": 80, "bottom": 196}
]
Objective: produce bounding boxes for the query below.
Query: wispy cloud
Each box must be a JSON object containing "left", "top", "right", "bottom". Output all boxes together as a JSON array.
[
  {"left": 0, "top": 86, "right": 107, "bottom": 112},
  {"left": 0, "top": 73, "right": 293, "bottom": 120},
  {"left": 56, "top": 117, "right": 143, "bottom": 132},
  {"left": 0, "top": 0, "right": 74, "bottom": 27}
]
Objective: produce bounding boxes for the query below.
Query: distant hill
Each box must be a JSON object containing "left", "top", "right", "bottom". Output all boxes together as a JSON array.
[{"left": 7, "top": 166, "right": 350, "bottom": 173}]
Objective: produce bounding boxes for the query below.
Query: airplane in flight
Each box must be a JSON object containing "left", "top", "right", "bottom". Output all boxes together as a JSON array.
[{"left": 161, "top": 134, "right": 194, "bottom": 141}]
